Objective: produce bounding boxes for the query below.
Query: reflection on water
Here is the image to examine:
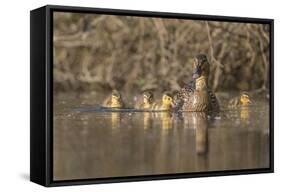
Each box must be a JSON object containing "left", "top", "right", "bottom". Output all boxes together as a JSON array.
[
  {"left": 53, "top": 93, "right": 270, "bottom": 181},
  {"left": 240, "top": 107, "right": 250, "bottom": 120}
]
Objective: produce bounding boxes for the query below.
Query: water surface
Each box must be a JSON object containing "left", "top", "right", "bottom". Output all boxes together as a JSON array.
[{"left": 53, "top": 93, "right": 270, "bottom": 181}]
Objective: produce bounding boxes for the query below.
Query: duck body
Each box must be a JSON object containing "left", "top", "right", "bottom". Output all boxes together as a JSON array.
[
  {"left": 228, "top": 93, "right": 251, "bottom": 109},
  {"left": 102, "top": 90, "right": 125, "bottom": 108},
  {"left": 135, "top": 91, "right": 156, "bottom": 110},
  {"left": 228, "top": 97, "right": 240, "bottom": 108},
  {"left": 176, "top": 54, "right": 219, "bottom": 112},
  {"left": 153, "top": 93, "right": 174, "bottom": 111},
  {"left": 182, "top": 76, "right": 211, "bottom": 111},
  {"left": 139, "top": 102, "right": 156, "bottom": 109}
]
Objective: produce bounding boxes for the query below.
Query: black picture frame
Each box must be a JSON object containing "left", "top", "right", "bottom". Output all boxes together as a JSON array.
[{"left": 30, "top": 4, "right": 274, "bottom": 187}]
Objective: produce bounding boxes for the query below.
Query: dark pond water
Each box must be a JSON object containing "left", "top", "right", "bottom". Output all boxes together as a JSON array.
[{"left": 53, "top": 93, "right": 270, "bottom": 181}]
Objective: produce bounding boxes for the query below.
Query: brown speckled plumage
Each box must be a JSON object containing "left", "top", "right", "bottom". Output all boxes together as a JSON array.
[{"left": 175, "top": 54, "right": 219, "bottom": 112}]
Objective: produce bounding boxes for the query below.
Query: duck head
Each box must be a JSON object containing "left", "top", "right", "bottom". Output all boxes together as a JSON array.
[
  {"left": 162, "top": 93, "right": 175, "bottom": 109},
  {"left": 240, "top": 92, "right": 251, "bottom": 106},
  {"left": 192, "top": 54, "right": 210, "bottom": 80},
  {"left": 143, "top": 91, "right": 154, "bottom": 104},
  {"left": 111, "top": 89, "right": 122, "bottom": 107}
]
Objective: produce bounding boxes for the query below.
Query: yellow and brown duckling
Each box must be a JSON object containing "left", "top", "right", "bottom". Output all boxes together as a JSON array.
[
  {"left": 135, "top": 91, "right": 156, "bottom": 110},
  {"left": 176, "top": 54, "right": 219, "bottom": 112},
  {"left": 153, "top": 92, "right": 175, "bottom": 111},
  {"left": 228, "top": 92, "right": 252, "bottom": 108},
  {"left": 102, "top": 89, "right": 125, "bottom": 108}
]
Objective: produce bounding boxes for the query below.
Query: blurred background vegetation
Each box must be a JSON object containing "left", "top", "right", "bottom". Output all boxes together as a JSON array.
[{"left": 53, "top": 12, "right": 270, "bottom": 96}]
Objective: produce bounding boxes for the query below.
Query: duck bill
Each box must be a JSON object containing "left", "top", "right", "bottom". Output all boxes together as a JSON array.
[{"left": 192, "top": 66, "right": 202, "bottom": 79}]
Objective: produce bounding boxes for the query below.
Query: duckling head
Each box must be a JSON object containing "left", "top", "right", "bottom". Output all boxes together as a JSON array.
[
  {"left": 143, "top": 91, "right": 153, "bottom": 104},
  {"left": 162, "top": 93, "right": 174, "bottom": 109},
  {"left": 240, "top": 93, "right": 251, "bottom": 106},
  {"left": 111, "top": 90, "right": 122, "bottom": 107},
  {"left": 192, "top": 54, "right": 210, "bottom": 80}
]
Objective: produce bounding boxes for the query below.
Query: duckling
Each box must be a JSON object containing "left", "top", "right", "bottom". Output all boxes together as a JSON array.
[
  {"left": 177, "top": 54, "right": 220, "bottom": 112},
  {"left": 135, "top": 91, "right": 156, "bottom": 110},
  {"left": 228, "top": 92, "right": 252, "bottom": 108},
  {"left": 153, "top": 93, "right": 175, "bottom": 111},
  {"left": 102, "top": 89, "right": 125, "bottom": 108}
]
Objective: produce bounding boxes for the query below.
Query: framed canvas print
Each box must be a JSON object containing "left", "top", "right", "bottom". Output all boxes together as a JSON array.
[{"left": 30, "top": 5, "right": 274, "bottom": 187}]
